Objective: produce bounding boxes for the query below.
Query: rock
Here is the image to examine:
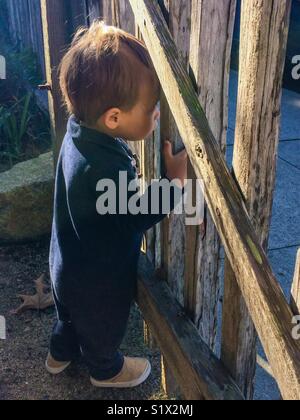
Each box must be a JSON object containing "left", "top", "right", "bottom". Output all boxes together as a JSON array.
[{"left": 0, "top": 152, "right": 54, "bottom": 244}]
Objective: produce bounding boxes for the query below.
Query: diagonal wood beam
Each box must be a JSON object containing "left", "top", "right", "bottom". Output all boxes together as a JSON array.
[
  {"left": 137, "top": 254, "right": 244, "bottom": 400},
  {"left": 291, "top": 249, "right": 300, "bottom": 316},
  {"left": 129, "top": 0, "right": 300, "bottom": 400}
]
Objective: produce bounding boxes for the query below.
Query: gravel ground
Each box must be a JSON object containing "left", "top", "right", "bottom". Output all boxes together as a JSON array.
[{"left": 0, "top": 239, "right": 168, "bottom": 400}]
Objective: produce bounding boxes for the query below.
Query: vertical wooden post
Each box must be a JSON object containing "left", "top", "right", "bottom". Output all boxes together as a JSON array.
[
  {"left": 158, "top": 0, "right": 191, "bottom": 399},
  {"left": 40, "top": 0, "right": 71, "bottom": 166},
  {"left": 112, "top": 0, "right": 136, "bottom": 34},
  {"left": 101, "top": 0, "right": 136, "bottom": 31},
  {"left": 185, "top": 0, "right": 236, "bottom": 351},
  {"left": 6, "top": 0, "right": 47, "bottom": 79},
  {"left": 257, "top": 248, "right": 300, "bottom": 384},
  {"left": 158, "top": 0, "right": 236, "bottom": 395},
  {"left": 221, "top": 0, "right": 292, "bottom": 399},
  {"left": 69, "top": 0, "right": 88, "bottom": 29},
  {"left": 100, "top": 0, "right": 113, "bottom": 24},
  {"left": 159, "top": 0, "right": 190, "bottom": 310},
  {"left": 140, "top": 29, "right": 161, "bottom": 351},
  {"left": 135, "top": 11, "right": 159, "bottom": 351},
  {"left": 86, "top": 0, "right": 101, "bottom": 24},
  {"left": 291, "top": 249, "right": 300, "bottom": 316}
]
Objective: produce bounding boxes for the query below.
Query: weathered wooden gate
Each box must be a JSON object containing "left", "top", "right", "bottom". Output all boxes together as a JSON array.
[{"left": 40, "top": 0, "right": 300, "bottom": 400}]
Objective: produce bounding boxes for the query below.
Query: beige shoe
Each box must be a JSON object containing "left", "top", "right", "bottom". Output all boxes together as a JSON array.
[
  {"left": 45, "top": 353, "right": 71, "bottom": 375},
  {"left": 90, "top": 356, "right": 151, "bottom": 388}
]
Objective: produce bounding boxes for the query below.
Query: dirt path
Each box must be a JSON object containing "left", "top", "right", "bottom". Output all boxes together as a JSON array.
[{"left": 0, "top": 239, "right": 167, "bottom": 400}]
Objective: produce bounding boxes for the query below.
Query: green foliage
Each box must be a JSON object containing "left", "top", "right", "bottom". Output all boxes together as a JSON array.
[
  {"left": 0, "top": 93, "right": 31, "bottom": 166},
  {"left": 7, "top": 48, "right": 43, "bottom": 90},
  {"left": 0, "top": 91, "right": 50, "bottom": 169},
  {"left": 0, "top": 0, "right": 51, "bottom": 171}
]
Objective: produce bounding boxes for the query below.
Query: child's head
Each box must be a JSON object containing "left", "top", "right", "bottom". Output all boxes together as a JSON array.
[{"left": 60, "top": 21, "right": 161, "bottom": 141}]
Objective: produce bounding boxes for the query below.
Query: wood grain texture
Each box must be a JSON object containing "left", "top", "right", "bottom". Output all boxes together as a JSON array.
[
  {"left": 291, "top": 249, "right": 300, "bottom": 316},
  {"left": 100, "top": 0, "right": 113, "bottom": 24},
  {"left": 69, "top": 0, "right": 88, "bottom": 29},
  {"left": 160, "top": 0, "right": 190, "bottom": 309},
  {"left": 40, "top": 0, "right": 70, "bottom": 166},
  {"left": 6, "top": 0, "right": 46, "bottom": 78},
  {"left": 221, "top": 0, "right": 292, "bottom": 399},
  {"left": 86, "top": 0, "right": 101, "bottom": 24},
  {"left": 112, "top": 0, "right": 136, "bottom": 34},
  {"left": 137, "top": 254, "right": 244, "bottom": 400},
  {"left": 100, "top": 0, "right": 135, "bottom": 33},
  {"left": 105, "top": 1, "right": 161, "bottom": 350},
  {"left": 158, "top": 0, "right": 191, "bottom": 398},
  {"left": 129, "top": 0, "right": 300, "bottom": 400},
  {"left": 185, "top": 0, "right": 236, "bottom": 351}
]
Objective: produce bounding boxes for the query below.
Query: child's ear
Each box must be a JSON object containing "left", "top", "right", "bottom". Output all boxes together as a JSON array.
[{"left": 102, "top": 108, "right": 121, "bottom": 130}]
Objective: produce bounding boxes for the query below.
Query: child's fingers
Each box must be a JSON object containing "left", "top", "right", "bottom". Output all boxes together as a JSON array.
[
  {"left": 163, "top": 140, "right": 173, "bottom": 159},
  {"left": 164, "top": 141, "right": 187, "bottom": 162},
  {"left": 176, "top": 148, "right": 188, "bottom": 159}
]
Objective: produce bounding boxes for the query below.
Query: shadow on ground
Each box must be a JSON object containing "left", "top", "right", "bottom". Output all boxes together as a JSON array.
[{"left": 0, "top": 239, "right": 168, "bottom": 400}]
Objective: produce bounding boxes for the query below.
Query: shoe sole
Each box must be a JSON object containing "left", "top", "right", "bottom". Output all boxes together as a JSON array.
[
  {"left": 45, "top": 360, "right": 71, "bottom": 375},
  {"left": 90, "top": 360, "right": 151, "bottom": 388}
]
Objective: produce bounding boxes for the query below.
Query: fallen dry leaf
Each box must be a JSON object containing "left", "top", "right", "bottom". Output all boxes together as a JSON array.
[{"left": 12, "top": 274, "right": 54, "bottom": 315}]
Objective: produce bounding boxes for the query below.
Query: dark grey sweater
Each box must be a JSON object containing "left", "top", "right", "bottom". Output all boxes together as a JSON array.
[{"left": 49, "top": 115, "right": 181, "bottom": 302}]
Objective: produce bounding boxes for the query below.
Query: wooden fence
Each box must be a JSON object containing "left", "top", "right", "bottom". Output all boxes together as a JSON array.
[
  {"left": 5, "top": 0, "right": 46, "bottom": 78},
  {"left": 39, "top": 0, "right": 300, "bottom": 400}
]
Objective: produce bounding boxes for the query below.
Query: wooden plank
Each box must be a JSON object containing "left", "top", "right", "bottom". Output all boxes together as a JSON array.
[
  {"left": 185, "top": 0, "right": 236, "bottom": 351},
  {"left": 291, "top": 249, "right": 300, "bottom": 316},
  {"left": 222, "top": 259, "right": 257, "bottom": 397},
  {"left": 221, "top": 0, "right": 292, "bottom": 399},
  {"left": 40, "top": 0, "right": 70, "bottom": 166},
  {"left": 100, "top": 0, "right": 113, "bottom": 24},
  {"left": 6, "top": 0, "right": 17, "bottom": 44},
  {"left": 86, "top": 0, "right": 101, "bottom": 24},
  {"left": 68, "top": 0, "right": 88, "bottom": 29},
  {"left": 133, "top": 11, "right": 158, "bottom": 350},
  {"left": 7, "top": 0, "right": 30, "bottom": 48},
  {"left": 28, "top": 0, "right": 46, "bottom": 79},
  {"left": 129, "top": 0, "right": 300, "bottom": 400},
  {"left": 257, "top": 355, "right": 274, "bottom": 379},
  {"left": 158, "top": 0, "right": 191, "bottom": 398},
  {"left": 257, "top": 249, "right": 300, "bottom": 384},
  {"left": 160, "top": 0, "right": 190, "bottom": 309},
  {"left": 142, "top": 97, "right": 161, "bottom": 352},
  {"left": 143, "top": 123, "right": 162, "bottom": 269},
  {"left": 6, "top": 0, "right": 46, "bottom": 78},
  {"left": 137, "top": 254, "right": 244, "bottom": 400},
  {"left": 112, "top": 0, "right": 136, "bottom": 34}
]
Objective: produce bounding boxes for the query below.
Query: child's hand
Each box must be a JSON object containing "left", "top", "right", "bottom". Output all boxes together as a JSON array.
[{"left": 163, "top": 141, "right": 188, "bottom": 188}]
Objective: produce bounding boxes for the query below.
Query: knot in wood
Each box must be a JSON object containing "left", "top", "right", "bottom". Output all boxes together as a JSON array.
[{"left": 195, "top": 144, "right": 204, "bottom": 158}]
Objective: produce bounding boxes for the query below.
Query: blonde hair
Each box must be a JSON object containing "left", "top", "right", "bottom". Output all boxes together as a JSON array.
[{"left": 59, "top": 21, "right": 159, "bottom": 125}]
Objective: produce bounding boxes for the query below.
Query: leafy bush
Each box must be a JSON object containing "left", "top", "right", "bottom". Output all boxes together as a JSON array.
[
  {"left": 0, "top": 93, "right": 31, "bottom": 166},
  {"left": 0, "top": 0, "right": 51, "bottom": 171}
]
